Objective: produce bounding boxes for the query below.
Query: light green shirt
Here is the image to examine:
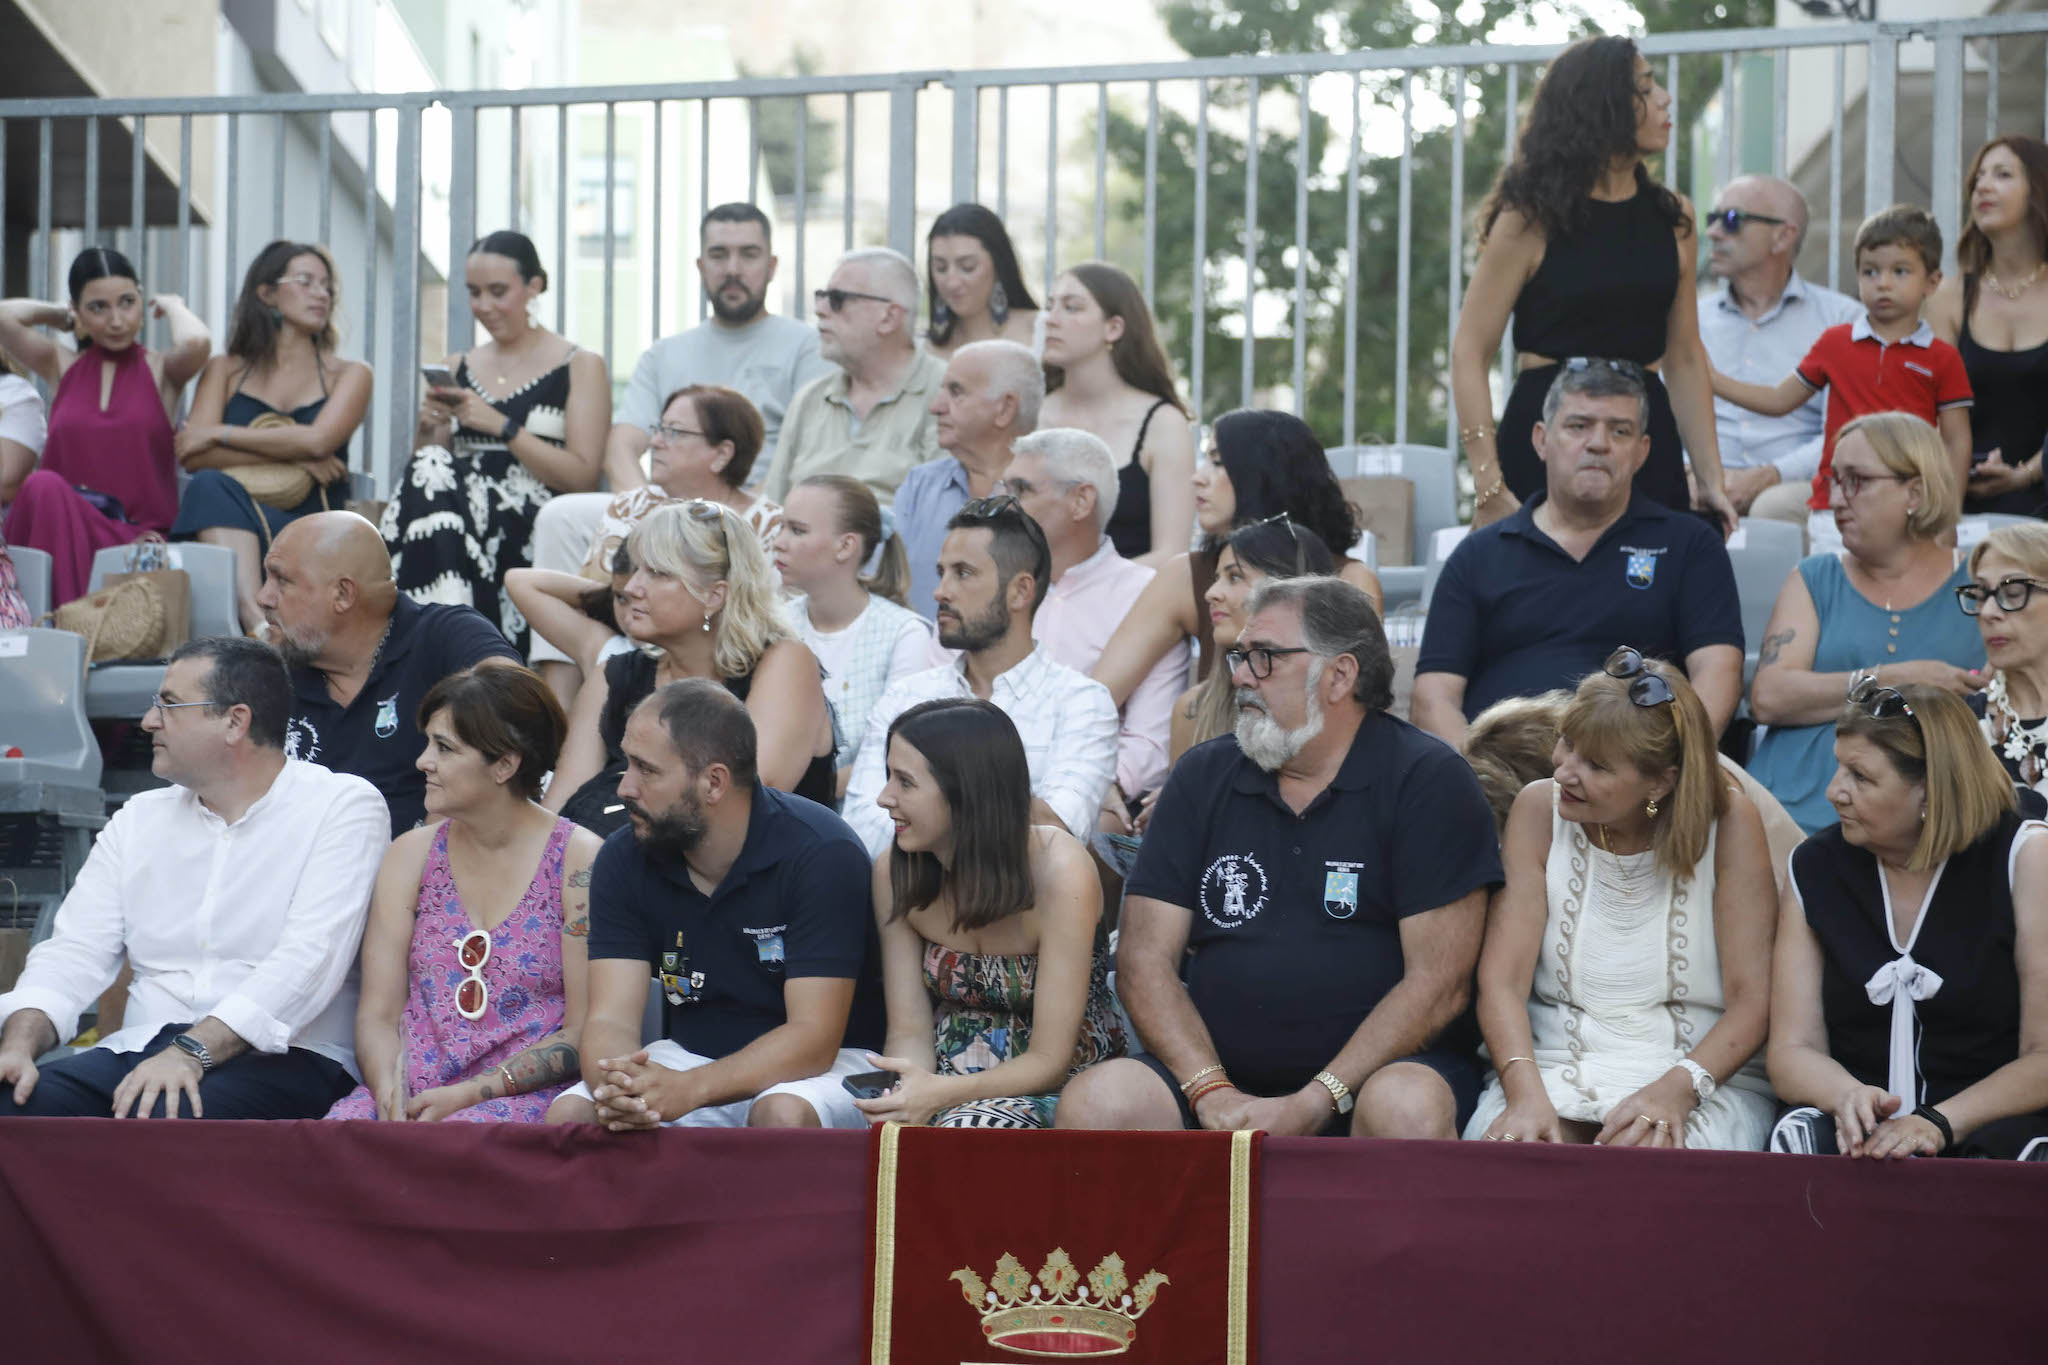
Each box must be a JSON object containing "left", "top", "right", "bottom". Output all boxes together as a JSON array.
[{"left": 760, "top": 347, "right": 946, "bottom": 505}]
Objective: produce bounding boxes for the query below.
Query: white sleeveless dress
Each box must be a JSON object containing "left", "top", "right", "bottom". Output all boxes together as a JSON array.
[{"left": 1462, "top": 787, "right": 1776, "bottom": 1150}]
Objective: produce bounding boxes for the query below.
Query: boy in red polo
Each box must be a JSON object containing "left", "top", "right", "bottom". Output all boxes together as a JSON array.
[{"left": 1711, "top": 204, "right": 1972, "bottom": 511}]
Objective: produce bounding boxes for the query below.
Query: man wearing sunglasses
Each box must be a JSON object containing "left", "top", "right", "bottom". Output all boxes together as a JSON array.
[
  {"left": 1697, "top": 176, "right": 1860, "bottom": 522},
  {"left": 758, "top": 249, "right": 944, "bottom": 507},
  {"left": 1058, "top": 577, "right": 1501, "bottom": 1141},
  {"left": 0, "top": 637, "right": 389, "bottom": 1120}
]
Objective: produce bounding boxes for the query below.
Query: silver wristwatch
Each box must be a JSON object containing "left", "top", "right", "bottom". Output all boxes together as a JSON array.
[
  {"left": 1676, "top": 1058, "right": 1714, "bottom": 1103},
  {"left": 171, "top": 1033, "right": 215, "bottom": 1072}
]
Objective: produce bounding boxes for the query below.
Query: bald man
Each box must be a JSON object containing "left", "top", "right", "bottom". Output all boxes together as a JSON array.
[
  {"left": 758, "top": 247, "right": 945, "bottom": 505},
  {"left": 1698, "top": 175, "right": 1861, "bottom": 522},
  {"left": 257, "top": 511, "right": 519, "bottom": 835}
]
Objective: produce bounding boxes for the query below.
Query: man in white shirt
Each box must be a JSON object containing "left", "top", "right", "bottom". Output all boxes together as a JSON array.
[
  {"left": 0, "top": 637, "right": 389, "bottom": 1119},
  {"left": 1696, "top": 176, "right": 1862, "bottom": 523},
  {"left": 842, "top": 498, "right": 1119, "bottom": 857},
  {"left": 526, "top": 203, "right": 832, "bottom": 676},
  {"left": 1005, "top": 428, "right": 1190, "bottom": 818}
]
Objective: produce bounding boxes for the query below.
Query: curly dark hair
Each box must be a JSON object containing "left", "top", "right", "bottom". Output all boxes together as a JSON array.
[
  {"left": 1209, "top": 409, "right": 1358, "bottom": 559},
  {"left": 1479, "top": 34, "right": 1689, "bottom": 245}
]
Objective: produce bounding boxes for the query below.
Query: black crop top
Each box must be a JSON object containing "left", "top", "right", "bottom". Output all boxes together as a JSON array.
[{"left": 1511, "top": 190, "right": 1678, "bottom": 365}]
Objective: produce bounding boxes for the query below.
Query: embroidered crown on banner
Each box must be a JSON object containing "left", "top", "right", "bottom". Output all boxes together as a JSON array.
[{"left": 949, "top": 1248, "right": 1169, "bottom": 1358}]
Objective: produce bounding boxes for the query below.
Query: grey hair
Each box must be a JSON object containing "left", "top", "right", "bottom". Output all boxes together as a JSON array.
[
  {"left": 838, "top": 247, "right": 920, "bottom": 311},
  {"left": 1012, "top": 427, "right": 1119, "bottom": 532},
  {"left": 1243, "top": 575, "right": 1393, "bottom": 712},
  {"left": 1540, "top": 359, "right": 1649, "bottom": 432},
  {"left": 955, "top": 338, "right": 1046, "bottom": 433}
]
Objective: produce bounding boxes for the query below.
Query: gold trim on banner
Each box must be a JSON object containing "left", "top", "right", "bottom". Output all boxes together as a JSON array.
[
  {"left": 871, "top": 1122, "right": 903, "bottom": 1364},
  {"left": 1226, "top": 1129, "right": 1253, "bottom": 1365}
]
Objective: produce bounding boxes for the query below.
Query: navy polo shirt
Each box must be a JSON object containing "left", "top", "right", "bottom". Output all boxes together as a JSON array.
[
  {"left": 283, "top": 594, "right": 520, "bottom": 836},
  {"left": 585, "top": 783, "right": 885, "bottom": 1059},
  {"left": 1416, "top": 493, "right": 1743, "bottom": 719},
  {"left": 1125, "top": 714, "right": 1503, "bottom": 1091}
]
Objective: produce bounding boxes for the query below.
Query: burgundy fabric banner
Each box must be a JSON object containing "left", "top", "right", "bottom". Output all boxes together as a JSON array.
[{"left": 3, "top": 1121, "right": 2045, "bottom": 1363}]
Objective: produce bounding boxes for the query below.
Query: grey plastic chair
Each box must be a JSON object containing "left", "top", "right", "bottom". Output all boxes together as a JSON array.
[
  {"left": 0, "top": 627, "right": 109, "bottom": 942},
  {"left": 1728, "top": 518, "right": 1806, "bottom": 685},
  {"left": 10, "top": 545, "right": 52, "bottom": 620},
  {"left": 82, "top": 542, "right": 242, "bottom": 720},
  {"left": 1330, "top": 445, "right": 1457, "bottom": 609}
]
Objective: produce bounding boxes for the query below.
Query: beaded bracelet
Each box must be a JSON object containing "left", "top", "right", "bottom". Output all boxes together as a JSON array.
[{"left": 1185, "top": 1077, "right": 1234, "bottom": 1107}]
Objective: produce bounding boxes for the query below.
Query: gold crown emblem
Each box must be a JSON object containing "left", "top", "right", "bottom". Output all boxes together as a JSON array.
[{"left": 949, "top": 1248, "right": 1169, "bottom": 1358}]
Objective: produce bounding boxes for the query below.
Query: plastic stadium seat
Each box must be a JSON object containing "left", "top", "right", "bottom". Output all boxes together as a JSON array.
[
  {"left": 0, "top": 627, "right": 108, "bottom": 942},
  {"left": 1727, "top": 518, "right": 1805, "bottom": 685},
  {"left": 11, "top": 545, "right": 52, "bottom": 621},
  {"left": 1329, "top": 445, "right": 1457, "bottom": 609},
  {"left": 81, "top": 542, "right": 241, "bottom": 720}
]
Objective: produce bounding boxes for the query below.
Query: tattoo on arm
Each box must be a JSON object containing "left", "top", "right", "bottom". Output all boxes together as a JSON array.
[
  {"left": 1757, "top": 628, "right": 1794, "bottom": 668},
  {"left": 477, "top": 1080, "right": 496, "bottom": 1101},
  {"left": 500, "top": 1040, "right": 580, "bottom": 1095},
  {"left": 565, "top": 912, "right": 590, "bottom": 938},
  {"left": 567, "top": 867, "right": 593, "bottom": 889}
]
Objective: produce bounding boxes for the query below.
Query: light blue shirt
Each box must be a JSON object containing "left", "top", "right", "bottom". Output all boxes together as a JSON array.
[
  {"left": 893, "top": 455, "right": 973, "bottom": 621},
  {"left": 1697, "top": 272, "right": 1863, "bottom": 481}
]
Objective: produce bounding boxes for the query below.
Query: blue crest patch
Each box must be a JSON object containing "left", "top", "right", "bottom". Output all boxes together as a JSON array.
[
  {"left": 374, "top": 693, "right": 400, "bottom": 738},
  {"left": 1323, "top": 869, "right": 1359, "bottom": 921},
  {"left": 1625, "top": 551, "right": 1658, "bottom": 590}
]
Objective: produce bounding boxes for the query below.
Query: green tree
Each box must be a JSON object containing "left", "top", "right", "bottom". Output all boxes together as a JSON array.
[{"left": 1102, "top": 0, "right": 1775, "bottom": 455}]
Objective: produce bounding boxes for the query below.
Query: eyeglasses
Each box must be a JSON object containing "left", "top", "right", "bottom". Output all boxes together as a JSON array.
[
  {"left": 1957, "top": 576, "right": 2048, "bottom": 615},
  {"left": 680, "top": 498, "right": 731, "bottom": 553},
  {"left": 648, "top": 423, "right": 706, "bottom": 444},
  {"left": 454, "top": 929, "right": 492, "bottom": 1021},
  {"left": 1223, "top": 644, "right": 1315, "bottom": 679},
  {"left": 1563, "top": 356, "right": 1649, "bottom": 384},
  {"left": 1703, "top": 207, "right": 1787, "bottom": 233},
  {"left": 148, "top": 694, "right": 216, "bottom": 719},
  {"left": 1848, "top": 678, "right": 1918, "bottom": 727},
  {"left": 1238, "top": 511, "right": 1311, "bottom": 575},
  {"left": 277, "top": 273, "right": 333, "bottom": 296},
  {"left": 960, "top": 493, "right": 1023, "bottom": 518},
  {"left": 1829, "top": 467, "right": 1910, "bottom": 500},
  {"left": 813, "top": 287, "right": 897, "bottom": 313},
  {"left": 1604, "top": 646, "right": 1676, "bottom": 708}
]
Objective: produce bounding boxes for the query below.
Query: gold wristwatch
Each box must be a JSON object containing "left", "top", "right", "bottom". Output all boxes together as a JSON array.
[{"left": 1313, "top": 1071, "right": 1354, "bottom": 1115}]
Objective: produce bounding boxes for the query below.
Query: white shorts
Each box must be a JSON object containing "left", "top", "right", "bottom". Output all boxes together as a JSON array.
[{"left": 558, "top": 1039, "right": 873, "bottom": 1129}]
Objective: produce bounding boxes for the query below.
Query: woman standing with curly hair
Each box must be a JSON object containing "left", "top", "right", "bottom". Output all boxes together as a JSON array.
[{"left": 1450, "top": 34, "right": 1735, "bottom": 534}]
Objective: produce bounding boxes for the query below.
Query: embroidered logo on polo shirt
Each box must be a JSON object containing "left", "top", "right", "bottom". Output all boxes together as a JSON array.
[
  {"left": 1199, "top": 853, "right": 1268, "bottom": 929},
  {"left": 374, "top": 693, "right": 401, "bottom": 739},
  {"left": 1903, "top": 360, "right": 1933, "bottom": 378},
  {"left": 1621, "top": 544, "right": 1666, "bottom": 591},
  {"left": 741, "top": 924, "right": 787, "bottom": 968},
  {"left": 284, "top": 717, "right": 321, "bottom": 762},
  {"left": 1324, "top": 861, "right": 1361, "bottom": 920}
]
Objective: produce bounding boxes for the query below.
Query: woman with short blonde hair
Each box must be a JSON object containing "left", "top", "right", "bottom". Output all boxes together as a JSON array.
[
  {"left": 1769, "top": 683, "right": 2048, "bottom": 1160},
  {"left": 1468, "top": 648, "right": 1779, "bottom": 1150},
  {"left": 1959, "top": 521, "right": 2048, "bottom": 793}
]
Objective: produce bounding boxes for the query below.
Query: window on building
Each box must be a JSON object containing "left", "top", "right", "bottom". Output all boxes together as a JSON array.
[{"left": 573, "top": 157, "right": 636, "bottom": 261}]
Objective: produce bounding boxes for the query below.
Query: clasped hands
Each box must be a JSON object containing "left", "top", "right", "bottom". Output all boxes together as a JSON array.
[
  {"left": 1830, "top": 1084, "right": 1945, "bottom": 1159},
  {"left": 1192, "top": 1081, "right": 1339, "bottom": 1137},
  {"left": 1480, "top": 1067, "right": 1697, "bottom": 1147}
]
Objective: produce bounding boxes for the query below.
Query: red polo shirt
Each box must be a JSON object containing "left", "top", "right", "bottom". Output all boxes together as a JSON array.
[{"left": 1797, "top": 317, "right": 1973, "bottom": 509}]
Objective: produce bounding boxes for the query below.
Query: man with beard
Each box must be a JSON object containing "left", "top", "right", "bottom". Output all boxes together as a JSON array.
[
  {"left": 1412, "top": 359, "right": 1744, "bottom": 750},
  {"left": 841, "top": 496, "right": 1118, "bottom": 857},
  {"left": 256, "top": 511, "right": 519, "bottom": 836},
  {"left": 1057, "top": 577, "right": 1499, "bottom": 1138},
  {"left": 546, "top": 679, "right": 884, "bottom": 1130}
]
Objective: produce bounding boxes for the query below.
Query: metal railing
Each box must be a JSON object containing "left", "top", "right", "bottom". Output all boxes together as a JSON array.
[{"left": 2, "top": 12, "right": 2045, "bottom": 498}]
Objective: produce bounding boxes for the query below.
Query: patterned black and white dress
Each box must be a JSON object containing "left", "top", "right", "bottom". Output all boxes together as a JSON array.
[{"left": 381, "top": 354, "right": 573, "bottom": 653}]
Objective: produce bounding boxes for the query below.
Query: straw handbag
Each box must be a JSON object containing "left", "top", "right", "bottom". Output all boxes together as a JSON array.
[
  {"left": 224, "top": 412, "right": 323, "bottom": 510},
  {"left": 45, "top": 534, "right": 191, "bottom": 666}
]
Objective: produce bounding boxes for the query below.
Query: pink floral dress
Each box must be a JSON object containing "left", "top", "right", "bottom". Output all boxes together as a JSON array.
[{"left": 327, "top": 818, "right": 576, "bottom": 1122}]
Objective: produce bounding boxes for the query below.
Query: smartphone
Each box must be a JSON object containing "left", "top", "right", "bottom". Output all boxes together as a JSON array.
[
  {"left": 841, "top": 1069, "right": 899, "bottom": 1100},
  {"left": 420, "top": 364, "right": 457, "bottom": 391}
]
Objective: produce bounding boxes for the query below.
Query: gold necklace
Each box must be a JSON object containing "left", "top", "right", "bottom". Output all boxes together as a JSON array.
[
  {"left": 1984, "top": 263, "right": 2044, "bottom": 301},
  {"left": 1593, "top": 822, "right": 1649, "bottom": 894}
]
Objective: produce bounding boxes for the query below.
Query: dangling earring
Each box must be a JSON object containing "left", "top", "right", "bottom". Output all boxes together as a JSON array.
[
  {"left": 702, "top": 611, "right": 713, "bottom": 633},
  {"left": 268, "top": 305, "right": 284, "bottom": 327},
  {"left": 990, "top": 281, "right": 1010, "bottom": 327},
  {"left": 931, "top": 300, "right": 953, "bottom": 331},
  {"left": 1645, "top": 797, "right": 1660, "bottom": 819}
]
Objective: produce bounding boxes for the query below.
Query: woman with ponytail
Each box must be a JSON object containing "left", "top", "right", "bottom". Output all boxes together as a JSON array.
[
  {"left": 0, "top": 246, "right": 210, "bottom": 602},
  {"left": 774, "top": 474, "right": 942, "bottom": 800},
  {"left": 1466, "top": 647, "right": 1779, "bottom": 1150}
]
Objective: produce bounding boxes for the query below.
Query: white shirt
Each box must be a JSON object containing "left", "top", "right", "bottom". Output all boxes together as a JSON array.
[
  {"left": 842, "top": 646, "right": 1121, "bottom": 857},
  {"left": 0, "top": 758, "right": 390, "bottom": 1074},
  {"left": 1697, "top": 272, "right": 1862, "bottom": 481},
  {"left": 0, "top": 372, "right": 47, "bottom": 457}
]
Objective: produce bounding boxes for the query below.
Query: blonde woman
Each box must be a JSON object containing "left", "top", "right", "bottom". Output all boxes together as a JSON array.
[
  {"left": 547, "top": 499, "right": 836, "bottom": 832},
  {"left": 1748, "top": 412, "right": 1986, "bottom": 832},
  {"left": 1469, "top": 649, "right": 1779, "bottom": 1150},
  {"left": 1957, "top": 522, "right": 2048, "bottom": 795}
]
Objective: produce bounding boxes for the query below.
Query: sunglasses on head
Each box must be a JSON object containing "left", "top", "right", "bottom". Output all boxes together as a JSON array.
[
  {"left": 960, "top": 492, "right": 1023, "bottom": 518},
  {"left": 1604, "top": 646, "right": 1676, "bottom": 708},
  {"left": 1848, "top": 678, "right": 1917, "bottom": 725},
  {"left": 455, "top": 929, "right": 492, "bottom": 1021},
  {"left": 1564, "top": 356, "right": 1649, "bottom": 384},
  {"left": 1703, "top": 207, "right": 1787, "bottom": 233},
  {"left": 1239, "top": 511, "right": 1311, "bottom": 575}
]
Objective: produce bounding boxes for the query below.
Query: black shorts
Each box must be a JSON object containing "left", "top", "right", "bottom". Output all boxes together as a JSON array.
[{"left": 1132, "top": 1048, "right": 1484, "bottom": 1136}]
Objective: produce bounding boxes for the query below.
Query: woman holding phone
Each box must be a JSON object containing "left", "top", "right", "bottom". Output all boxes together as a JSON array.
[{"left": 382, "top": 231, "right": 609, "bottom": 652}]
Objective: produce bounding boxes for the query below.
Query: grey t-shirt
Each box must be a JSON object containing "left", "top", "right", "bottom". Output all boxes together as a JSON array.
[{"left": 617, "top": 314, "right": 833, "bottom": 474}]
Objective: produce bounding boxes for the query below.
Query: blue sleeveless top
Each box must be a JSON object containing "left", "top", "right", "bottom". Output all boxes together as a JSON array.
[{"left": 1748, "top": 553, "right": 1984, "bottom": 832}]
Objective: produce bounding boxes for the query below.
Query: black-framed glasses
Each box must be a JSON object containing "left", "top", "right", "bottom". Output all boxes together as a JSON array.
[
  {"left": 1830, "top": 467, "right": 1910, "bottom": 500},
  {"left": 148, "top": 693, "right": 216, "bottom": 720},
  {"left": 813, "top": 287, "right": 897, "bottom": 313},
  {"left": 1604, "top": 646, "right": 1676, "bottom": 708},
  {"left": 1849, "top": 678, "right": 1917, "bottom": 726},
  {"left": 1563, "top": 356, "right": 1649, "bottom": 384},
  {"left": 959, "top": 493, "right": 1023, "bottom": 519},
  {"left": 1956, "top": 576, "right": 2048, "bottom": 615},
  {"left": 1223, "top": 644, "right": 1314, "bottom": 679},
  {"left": 1703, "top": 207, "right": 1787, "bottom": 234},
  {"left": 647, "top": 423, "right": 705, "bottom": 444}
]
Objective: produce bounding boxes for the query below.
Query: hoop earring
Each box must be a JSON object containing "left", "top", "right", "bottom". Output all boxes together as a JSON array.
[
  {"left": 1645, "top": 797, "right": 1660, "bottom": 819},
  {"left": 990, "top": 281, "right": 1010, "bottom": 327}
]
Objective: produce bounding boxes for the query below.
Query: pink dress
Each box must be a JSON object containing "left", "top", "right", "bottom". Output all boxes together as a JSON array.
[
  {"left": 1, "top": 344, "right": 177, "bottom": 604},
  {"left": 326, "top": 818, "right": 577, "bottom": 1123}
]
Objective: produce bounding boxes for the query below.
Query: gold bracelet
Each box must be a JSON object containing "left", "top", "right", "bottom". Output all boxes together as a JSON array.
[
  {"left": 1499, "top": 1056, "right": 1536, "bottom": 1073},
  {"left": 1178, "top": 1063, "right": 1226, "bottom": 1095},
  {"left": 1474, "top": 478, "right": 1507, "bottom": 504},
  {"left": 1458, "top": 423, "right": 1496, "bottom": 444},
  {"left": 499, "top": 1064, "right": 517, "bottom": 1096}
]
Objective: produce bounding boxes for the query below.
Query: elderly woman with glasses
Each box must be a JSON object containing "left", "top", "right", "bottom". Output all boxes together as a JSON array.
[
  {"left": 1768, "top": 682, "right": 2048, "bottom": 1160},
  {"left": 1958, "top": 522, "right": 2048, "bottom": 795},
  {"left": 1748, "top": 412, "right": 1987, "bottom": 834},
  {"left": 1466, "top": 649, "right": 1779, "bottom": 1150}
]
